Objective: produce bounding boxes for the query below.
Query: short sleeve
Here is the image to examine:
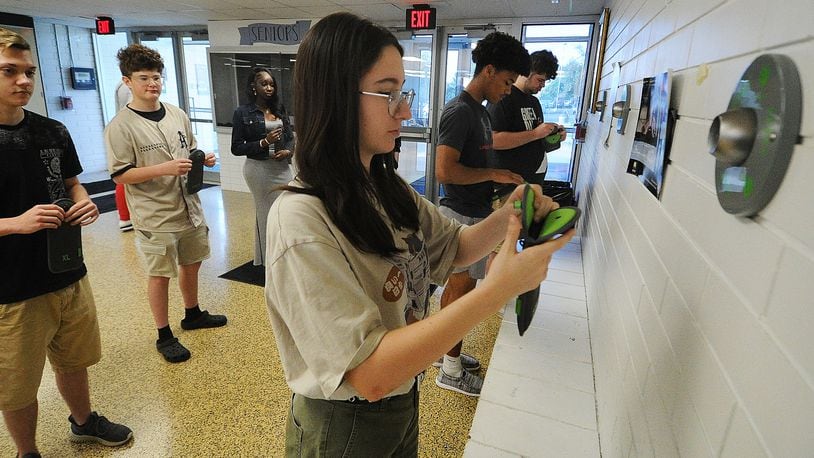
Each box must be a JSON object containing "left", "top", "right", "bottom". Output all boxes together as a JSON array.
[
  {"left": 265, "top": 200, "right": 390, "bottom": 399},
  {"left": 104, "top": 116, "right": 137, "bottom": 177},
  {"left": 437, "top": 101, "right": 472, "bottom": 152},
  {"left": 486, "top": 98, "right": 511, "bottom": 133}
]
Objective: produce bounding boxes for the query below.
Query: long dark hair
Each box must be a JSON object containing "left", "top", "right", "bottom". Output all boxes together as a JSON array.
[
  {"left": 285, "top": 12, "right": 418, "bottom": 257},
  {"left": 245, "top": 67, "right": 285, "bottom": 118}
]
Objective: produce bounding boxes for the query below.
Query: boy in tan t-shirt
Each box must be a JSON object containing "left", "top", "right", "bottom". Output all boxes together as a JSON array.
[{"left": 105, "top": 44, "right": 226, "bottom": 363}]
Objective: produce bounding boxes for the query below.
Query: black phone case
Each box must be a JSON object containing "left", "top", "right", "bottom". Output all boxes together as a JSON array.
[
  {"left": 186, "top": 149, "right": 205, "bottom": 194},
  {"left": 515, "top": 185, "right": 580, "bottom": 336},
  {"left": 46, "top": 198, "right": 83, "bottom": 273}
]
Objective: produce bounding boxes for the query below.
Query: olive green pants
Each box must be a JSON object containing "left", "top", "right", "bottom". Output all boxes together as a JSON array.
[{"left": 286, "top": 386, "right": 418, "bottom": 457}]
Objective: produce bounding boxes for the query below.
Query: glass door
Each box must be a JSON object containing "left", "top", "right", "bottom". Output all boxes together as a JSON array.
[
  {"left": 181, "top": 36, "right": 216, "bottom": 156},
  {"left": 427, "top": 26, "right": 512, "bottom": 201},
  {"left": 522, "top": 24, "right": 593, "bottom": 182},
  {"left": 395, "top": 34, "right": 434, "bottom": 197}
]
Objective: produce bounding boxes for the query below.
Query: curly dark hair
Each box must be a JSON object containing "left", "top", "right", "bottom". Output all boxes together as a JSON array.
[
  {"left": 472, "top": 32, "right": 530, "bottom": 77},
  {"left": 530, "top": 50, "right": 559, "bottom": 80},
  {"left": 116, "top": 44, "right": 164, "bottom": 77}
]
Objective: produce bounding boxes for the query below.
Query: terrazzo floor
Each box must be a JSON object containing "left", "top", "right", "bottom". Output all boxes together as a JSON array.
[{"left": 1, "top": 186, "right": 501, "bottom": 457}]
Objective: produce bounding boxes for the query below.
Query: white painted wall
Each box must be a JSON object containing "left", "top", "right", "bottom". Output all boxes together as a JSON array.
[
  {"left": 578, "top": 0, "right": 814, "bottom": 456},
  {"left": 33, "top": 21, "right": 107, "bottom": 175}
]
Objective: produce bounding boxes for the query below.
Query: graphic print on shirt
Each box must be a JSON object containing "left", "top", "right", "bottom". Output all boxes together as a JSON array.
[
  {"left": 39, "top": 148, "right": 66, "bottom": 200},
  {"left": 478, "top": 111, "right": 494, "bottom": 153},
  {"left": 381, "top": 232, "right": 430, "bottom": 320},
  {"left": 521, "top": 107, "right": 539, "bottom": 131}
]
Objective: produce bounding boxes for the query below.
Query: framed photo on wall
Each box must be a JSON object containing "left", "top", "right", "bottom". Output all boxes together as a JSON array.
[
  {"left": 590, "top": 8, "right": 610, "bottom": 113},
  {"left": 626, "top": 72, "right": 677, "bottom": 198}
]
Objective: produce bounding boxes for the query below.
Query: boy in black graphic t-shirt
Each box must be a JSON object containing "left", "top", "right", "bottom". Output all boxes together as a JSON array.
[{"left": 0, "top": 27, "right": 132, "bottom": 458}]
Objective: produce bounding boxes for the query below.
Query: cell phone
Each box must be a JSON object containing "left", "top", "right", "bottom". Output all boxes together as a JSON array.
[
  {"left": 186, "top": 149, "right": 206, "bottom": 194},
  {"left": 46, "top": 198, "right": 84, "bottom": 273},
  {"left": 519, "top": 185, "right": 581, "bottom": 249},
  {"left": 515, "top": 184, "right": 580, "bottom": 335}
]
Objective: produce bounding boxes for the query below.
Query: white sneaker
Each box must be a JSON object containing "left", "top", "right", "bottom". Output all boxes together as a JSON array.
[{"left": 119, "top": 220, "right": 133, "bottom": 232}]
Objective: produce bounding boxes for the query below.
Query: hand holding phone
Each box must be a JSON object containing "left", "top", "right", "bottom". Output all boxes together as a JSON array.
[{"left": 515, "top": 184, "right": 581, "bottom": 335}]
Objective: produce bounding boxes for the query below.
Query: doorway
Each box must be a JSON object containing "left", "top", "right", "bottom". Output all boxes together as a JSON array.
[{"left": 522, "top": 24, "right": 593, "bottom": 183}]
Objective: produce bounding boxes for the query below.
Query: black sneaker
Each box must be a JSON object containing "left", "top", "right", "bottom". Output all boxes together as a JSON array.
[
  {"left": 69, "top": 411, "right": 133, "bottom": 446},
  {"left": 180, "top": 310, "right": 227, "bottom": 330}
]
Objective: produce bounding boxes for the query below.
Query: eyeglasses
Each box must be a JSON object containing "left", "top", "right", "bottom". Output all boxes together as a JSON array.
[
  {"left": 131, "top": 75, "right": 163, "bottom": 86},
  {"left": 359, "top": 89, "right": 415, "bottom": 117}
]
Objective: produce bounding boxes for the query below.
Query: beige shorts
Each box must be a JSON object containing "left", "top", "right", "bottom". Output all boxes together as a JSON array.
[
  {"left": 135, "top": 225, "right": 210, "bottom": 278},
  {"left": 0, "top": 276, "right": 102, "bottom": 411}
]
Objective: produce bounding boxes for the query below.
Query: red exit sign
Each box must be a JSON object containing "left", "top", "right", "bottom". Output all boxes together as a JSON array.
[
  {"left": 405, "top": 6, "right": 436, "bottom": 31},
  {"left": 96, "top": 17, "right": 115, "bottom": 35}
]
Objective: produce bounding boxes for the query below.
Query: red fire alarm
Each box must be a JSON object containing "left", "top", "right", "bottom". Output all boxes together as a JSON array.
[{"left": 95, "top": 17, "right": 115, "bottom": 35}]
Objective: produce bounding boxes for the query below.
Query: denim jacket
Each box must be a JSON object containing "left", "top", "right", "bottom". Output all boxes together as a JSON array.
[{"left": 230, "top": 103, "right": 295, "bottom": 160}]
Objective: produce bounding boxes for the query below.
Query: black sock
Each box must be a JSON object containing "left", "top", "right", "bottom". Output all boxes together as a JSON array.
[
  {"left": 184, "top": 304, "right": 203, "bottom": 321},
  {"left": 157, "top": 325, "right": 174, "bottom": 342}
]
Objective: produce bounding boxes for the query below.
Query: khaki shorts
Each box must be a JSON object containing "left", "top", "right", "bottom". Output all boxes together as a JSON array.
[
  {"left": 0, "top": 276, "right": 102, "bottom": 411},
  {"left": 438, "top": 206, "right": 488, "bottom": 280},
  {"left": 135, "top": 225, "right": 210, "bottom": 278}
]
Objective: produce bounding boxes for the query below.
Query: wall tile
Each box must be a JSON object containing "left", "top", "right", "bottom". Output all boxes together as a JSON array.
[
  {"left": 719, "top": 407, "right": 769, "bottom": 458},
  {"left": 764, "top": 248, "right": 814, "bottom": 382},
  {"left": 668, "top": 117, "right": 716, "bottom": 189},
  {"left": 672, "top": 400, "right": 715, "bottom": 457},
  {"left": 760, "top": 144, "right": 814, "bottom": 252},
  {"left": 699, "top": 273, "right": 814, "bottom": 457},
  {"left": 687, "top": 0, "right": 767, "bottom": 67},
  {"left": 663, "top": 169, "right": 783, "bottom": 311},
  {"left": 759, "top": 0, "right": 814, "bottom": 49},
  {"left": 643, "top": 369, "right": 681, "bottom": 457},
  {"left": 654, "top": 24, "right": 692, "bottom": 73}
]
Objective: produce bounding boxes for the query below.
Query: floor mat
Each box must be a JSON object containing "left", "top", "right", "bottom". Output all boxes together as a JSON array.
[
  {"left": 84, "top": 179, "right": 116, "bottom": 195},
  {"left": 219, "top": 261, "right": 264, "bottom": 287},
  {"left": 92, "top": 193, "right": 118, "bottom": 214}
]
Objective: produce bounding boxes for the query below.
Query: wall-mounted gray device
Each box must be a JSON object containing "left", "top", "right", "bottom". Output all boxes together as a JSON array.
[
  {"left": 707, "top": 54, "right": 801, "bottom": 216},
  {"left": 612, "top": 84, "right": 631, "bottom": 134},
  {"left": 69, "top": 67, "right": 96, "bottom": 90},
  {"left": 595, "top": 90, "right": 608, "bottom": 122}
]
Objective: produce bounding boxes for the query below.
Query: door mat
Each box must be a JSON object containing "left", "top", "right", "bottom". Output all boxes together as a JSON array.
[{"left": 219, "top": 261, "right": 264, "bottom": 287}]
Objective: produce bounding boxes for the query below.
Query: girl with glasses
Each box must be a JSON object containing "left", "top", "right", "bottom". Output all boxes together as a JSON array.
[{"left": 265, "top": 12, "right": 574, "bottom": 456}]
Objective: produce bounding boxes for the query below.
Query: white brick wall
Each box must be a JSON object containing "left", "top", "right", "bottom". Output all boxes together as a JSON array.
[
  {"left": 579, "top": 0, "right": 814, "bottom": 455},
  {"left": 33, "top": 21, "right": 107, "bottom": 175}
]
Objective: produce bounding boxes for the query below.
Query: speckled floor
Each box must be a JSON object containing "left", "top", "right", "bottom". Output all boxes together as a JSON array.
[{"left": 1, "top": 187, "right": 500, "bottom": 457}]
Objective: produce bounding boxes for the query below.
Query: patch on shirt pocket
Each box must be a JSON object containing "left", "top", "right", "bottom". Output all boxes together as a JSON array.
[{"left": 382, "top": 266, "right": 405, "bottom": 302}]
